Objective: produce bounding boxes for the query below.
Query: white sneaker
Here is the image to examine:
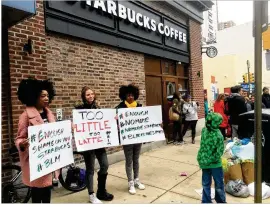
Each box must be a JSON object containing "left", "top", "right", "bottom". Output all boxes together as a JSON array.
[
  {"left": 134, "top": 178, "right": 145, "bottom": 190},
  {"left": 128, "top": 181, "right": 136, "bottom": 195},
  {"left": 89, "top": 193, "right": 102, "bottom": 204}
]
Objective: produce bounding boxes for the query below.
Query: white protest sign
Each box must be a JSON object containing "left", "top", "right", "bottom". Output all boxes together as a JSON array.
[
  {"left": 73, "top": 109, "right": 119, "bottom": 152},
  {"left": 28, "top": 120, "right": 74, "bottom": 182},
  {"left": 118, "top": 106, "right": 165, "bottom": 145}
]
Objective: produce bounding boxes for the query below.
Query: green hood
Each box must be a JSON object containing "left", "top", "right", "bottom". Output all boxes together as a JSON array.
[
  {"left": 205, "top": 112, "right": 223, "bottom": 131},
  {"left": 197, "top": 112, "right": 224, "bottom": 169}
]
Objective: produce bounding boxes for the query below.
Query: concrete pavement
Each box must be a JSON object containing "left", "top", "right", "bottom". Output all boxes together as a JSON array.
[{"left": 51, "top": 137, "right": 270, "bottom": 204}]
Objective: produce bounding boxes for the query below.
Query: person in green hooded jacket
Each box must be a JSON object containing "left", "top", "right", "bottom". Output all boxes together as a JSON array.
[{"left": 197, "top": 113, "right": 226, "bottom": 203}]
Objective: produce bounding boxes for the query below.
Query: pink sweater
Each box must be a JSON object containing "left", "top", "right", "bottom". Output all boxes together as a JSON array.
[{"left": 15, "top": 107, "right": 59, "bottom": 188}]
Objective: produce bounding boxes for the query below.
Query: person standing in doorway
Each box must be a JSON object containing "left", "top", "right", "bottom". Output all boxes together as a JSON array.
[
  {"left": 227, "top": 86, "right": 247, "bottom": 138},
  {"left": 75, "top": 86, "right": 114, "bottom": 204},
  {"left": 171, "top": 92, "right": 184, "bottom": 145},
  {"left": 15, "top": 78, "right": 59, "bottom": 203},
  {"left": 213, "top": 94, "right": 228, "bottom": 140},
  {"left": 262, "top": 87, "right": 270, "bottom": 108},
  {"left": 116, "top": 84, "right": 145, "bottom": 195},
  {"left": 182, "top": 94, "right": 199, "bottom": 144}
]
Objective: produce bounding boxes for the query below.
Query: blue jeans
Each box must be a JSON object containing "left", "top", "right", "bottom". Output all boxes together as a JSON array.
[{"left": 202, "top": 167, "right": 226, "bottom": 203}]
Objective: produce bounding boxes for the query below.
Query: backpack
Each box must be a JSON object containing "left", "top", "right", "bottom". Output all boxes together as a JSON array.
[{"left": 169, "top": 107, "right": 179, "bottom": 121}]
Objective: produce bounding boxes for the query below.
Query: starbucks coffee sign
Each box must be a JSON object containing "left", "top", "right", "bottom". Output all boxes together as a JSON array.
[
  {"left": 69, "top": 0, "right": 187, "bottom": 44},
  {"left": 46, "top": 1, "right": 189, "bottom": 62}
]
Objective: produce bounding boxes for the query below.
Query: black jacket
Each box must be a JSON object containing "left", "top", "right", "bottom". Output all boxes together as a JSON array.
[
  {"left": 75, "top": 101, "right": 100, "bottom": 110},
  {"left": 262, "top": 94, "right": 270, "bottom": 108},
  {"left": 227, "top": 93, "right": 247, "bottom": 125}
]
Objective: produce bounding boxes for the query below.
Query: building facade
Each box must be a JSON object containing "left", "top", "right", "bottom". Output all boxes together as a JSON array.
[
  {"left": 2, "top": 0, "right": 213, "bottom": 166},
  {"left": 218, "top": 20, "right": 236, "bottom": 31},
  {"left": 201, "top": 1, "right": 217, "bottom": 45},
  {"left": 203, "top": 19, "right": 270, "bottom": 107}
]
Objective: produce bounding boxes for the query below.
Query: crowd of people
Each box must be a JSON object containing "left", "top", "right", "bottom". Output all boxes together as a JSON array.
[
  {"left": 14, "top": 76, "right": 270, "bottom": 204},
  {"left": 204, "top": 85, "right": 270, "bottom": 140},
  {"left": 197, "top": 85, "right": 270, "bottom": 203},
  {"left": 15, "top": 78, "right": 146, "bottom": 203}
]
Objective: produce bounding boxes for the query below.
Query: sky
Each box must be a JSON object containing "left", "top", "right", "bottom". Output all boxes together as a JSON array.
[{"left": 216, "top": 1, "right": 270, "bottom": 25}]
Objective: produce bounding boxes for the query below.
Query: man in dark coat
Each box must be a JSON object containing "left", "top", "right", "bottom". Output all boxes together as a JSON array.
[
  {"left": 262, "top": 87, "right": 270, "bottom": 108},
  {"left": 227, "top": 85, "right": 247, "bottom": 138}
]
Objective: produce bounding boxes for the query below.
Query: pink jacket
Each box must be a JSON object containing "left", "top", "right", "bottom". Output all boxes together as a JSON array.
[{"left": 15, "top": 107, "right": 59, "bottom": 188}]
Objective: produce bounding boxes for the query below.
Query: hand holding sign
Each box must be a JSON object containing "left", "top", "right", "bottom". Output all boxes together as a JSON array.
[
  {"left": 73, "top": 109, "right": 119, "bottom": 152},
  {"left": 28, "top": 120, "right": 74, "bottom": 182},
  {"left": 118, "top": 106, "right": 165, "bottom": 145}
]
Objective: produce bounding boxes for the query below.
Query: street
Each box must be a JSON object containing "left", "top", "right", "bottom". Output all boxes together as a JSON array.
[{"left": 51, "top": 137, "right": 270, "bottom": 204}]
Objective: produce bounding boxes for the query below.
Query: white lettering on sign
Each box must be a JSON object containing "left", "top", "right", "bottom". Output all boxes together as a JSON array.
[
  {"left": 118, "top": 4, "right": 127, "bottom": 20},
  {"left": 136, "top": 13, "right": 143, "bottom": 27},
  {"left": 127, "top": 8, "right": 136, "bottom": 23},
  {"left": 158, "top": 23, "right": 164, "bottom": 35},
  {"left": 150, "top": 19, "right": 156, "bottom": 31},
  {"left": 107, "top": 0, "right": 117, "bottom": 16},
  {"left": 68, "top": 0, "right": 187, "bottom": 44}
]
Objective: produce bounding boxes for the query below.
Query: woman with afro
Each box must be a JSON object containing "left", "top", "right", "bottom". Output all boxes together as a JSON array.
[
  {"left": 116, "top": 84, "right": 146, "bottom": 195},
  {"left": 15, "top": 78, "right": 59, "bottom": 203}
]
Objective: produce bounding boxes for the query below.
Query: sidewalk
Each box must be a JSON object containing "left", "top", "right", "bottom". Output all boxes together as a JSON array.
[{"left": 51, "top": 137, "right": 270, "bottom": 204}]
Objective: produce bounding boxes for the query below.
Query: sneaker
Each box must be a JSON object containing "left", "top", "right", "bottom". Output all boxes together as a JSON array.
[
  {"left": 178, "top": 141, "right": 184, "bottom": 145},
  {"left": 128, "top": 181, "right": 136, "bottom": 194},
  {"left": 89, "top": 193, "right": 102, "bottom": 204},
  {"left": 173, "top": 141, "right": 179, "bottom": 145},
  {"left": 134, "top": 178, "right": 145, "bottom": 190}
]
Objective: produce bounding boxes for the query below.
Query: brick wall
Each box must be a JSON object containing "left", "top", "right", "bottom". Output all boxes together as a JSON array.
[
  {"left": 8, "top": 0, "right": 47, "bottom": 139},
  {"left": 2, "top": 27, "right": 12, "bottom": 166},
  {"left": 189, "top": 19, "right": 205, "bottom": 119},
  {"left": 5, "top": 0, "right": 204, "bottom": 163},
  {"left": 46, "top": 34, "right": 146, "bottom": 153}
]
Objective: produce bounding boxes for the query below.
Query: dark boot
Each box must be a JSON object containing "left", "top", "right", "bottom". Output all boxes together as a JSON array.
[
  {"left": 96, "top": 173, "right": 114, "bottom": 201},
  {"left": 192, "top": 137, "right": 195, "bottom": 144}
]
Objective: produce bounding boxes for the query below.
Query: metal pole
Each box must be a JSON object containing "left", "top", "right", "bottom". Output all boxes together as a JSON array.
[{"left": 254, "top": 1, "right": 262, "bottom": 203}]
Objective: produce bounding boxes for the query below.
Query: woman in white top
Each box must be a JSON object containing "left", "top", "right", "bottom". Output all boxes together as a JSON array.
[{"left": 182, "top": 94, "right": 199, "bottom": 144}]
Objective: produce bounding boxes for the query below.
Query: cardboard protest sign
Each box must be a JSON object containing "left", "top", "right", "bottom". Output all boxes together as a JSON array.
[
  {"left": 28, "top": 120, "right": 74, "bottom": 182},
  {"left": 73, "top": 109, "right": 119, "bottom": 152},
  {"left": 118, "top": 106, "right": 165, "bottom": 145}
]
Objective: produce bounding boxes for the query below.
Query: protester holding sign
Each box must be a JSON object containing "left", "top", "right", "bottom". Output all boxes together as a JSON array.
[
  {"left": 116, "top": 84, "right": 146, "bottom": 195},
  {"left": 74, "top": 86, "right": 114, "bottom": 204},
  {"left": 15, "top": 78, "right": 59, "bottom": 203}
]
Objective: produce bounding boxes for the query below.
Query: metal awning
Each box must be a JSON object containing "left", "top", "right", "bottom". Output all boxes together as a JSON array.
[{"left": 2, "top": 0, "right": 36, "bottom": 28}]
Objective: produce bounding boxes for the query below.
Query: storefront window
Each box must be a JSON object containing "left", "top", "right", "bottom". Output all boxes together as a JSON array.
[
  {"left": 166, "top": 82, "right": 176, "bottom": 96},
  {"left": 163, "top": 62, "right": 169, "bottom": 74}
]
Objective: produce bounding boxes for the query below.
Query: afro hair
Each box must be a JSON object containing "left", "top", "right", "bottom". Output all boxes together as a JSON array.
[
  {"left": 119, "top": 84, "right": 140, "bottom": 101},
  {"left": 17, "top": 78, "right": 56, "bottom": 107}
]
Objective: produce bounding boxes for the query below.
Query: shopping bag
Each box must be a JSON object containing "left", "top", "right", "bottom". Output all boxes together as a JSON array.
[
  {"left": 241, "top": 162, "right": 254, "bottom": 185},
  {"left": 228, "top": 163, "right": 243, "bottom": 181}
]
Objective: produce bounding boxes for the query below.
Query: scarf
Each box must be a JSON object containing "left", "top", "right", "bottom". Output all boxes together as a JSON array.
[{"left": 125, "top": 100, "right": 137, "bottom": 108}]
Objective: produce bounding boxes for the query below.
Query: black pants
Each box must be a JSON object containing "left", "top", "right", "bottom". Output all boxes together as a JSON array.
[
  {"left": 182, "top": 120, "right": 198, "bottom": 139},
  {"left": 219, "top": 127, "right": 226, "bottom": 140},
  {"left": 173, "top": 121, "right": 183, "bottom": 142},
  {"left": 83, "top": 148, "right": 109, "bottom": 194},
  {"left": 31, "top": 186, "right": 51, "bottom": 203}
]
